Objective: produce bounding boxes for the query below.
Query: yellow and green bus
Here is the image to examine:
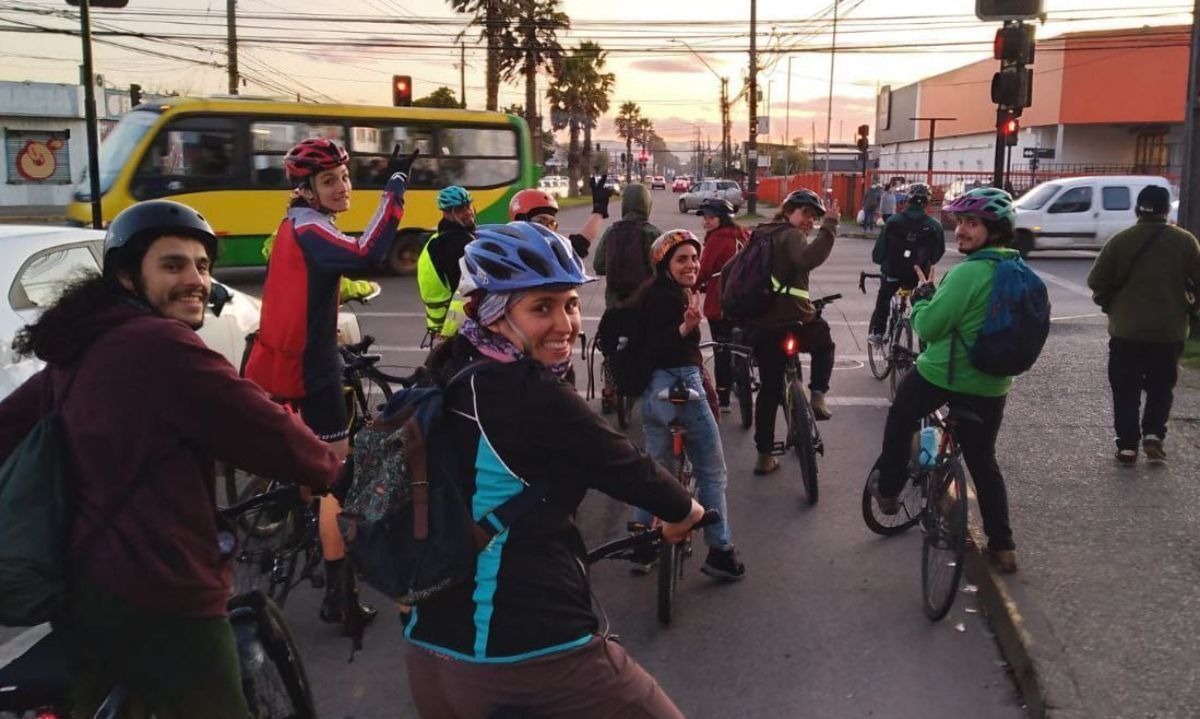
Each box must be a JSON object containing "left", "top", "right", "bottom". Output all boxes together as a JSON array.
[{"left": 67, "top": 97, "right": 536, "bottom": 273}]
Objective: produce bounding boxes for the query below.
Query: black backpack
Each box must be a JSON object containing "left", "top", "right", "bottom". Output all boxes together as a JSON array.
[
  {"left": 884, "top": 215, "right": 937, "bottom": 282},
  {"left": 603, "top": 220, "right": 651, "bottom": 298},
  {"left": 595, "top": 305, "right": 651, "bottom": 397},
  {"left": 720, "top": 225, "right": 782, "bottom": 320}
]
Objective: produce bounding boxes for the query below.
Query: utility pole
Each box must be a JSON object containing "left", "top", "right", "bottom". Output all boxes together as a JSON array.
[
  {"left": 910, "top": 117, "right": 955, "bottom": 186},
  {"left": 460, "top": 43, "right": 467, "bottom": 108},
  {"left": 226, "top": 0, "right": 238, "bottom": 94},
  {"left": 822, "top": 0, "right": 839, "bottom": 202},
  {"left": 1179, "top": 0, "right": 1200, "bottom": 234},
  {"left": 785, "top": 56, "right": 793, "bottom": 148},
  {"left": 747, "top": 0, "right": 759, "bottom": 214},
  {"left": 78, "top": 0, "right": 102, "bottom": 229},
  {"left": 721, "top": 77, "right": 730, "bottom": 177}
]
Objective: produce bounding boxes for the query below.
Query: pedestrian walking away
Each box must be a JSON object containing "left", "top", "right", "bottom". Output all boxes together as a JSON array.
[{"left": 1086, "top": 184, "right": 1200, "bottom": 465}]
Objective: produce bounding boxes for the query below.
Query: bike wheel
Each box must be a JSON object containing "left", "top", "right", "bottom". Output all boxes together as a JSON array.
[
  {"left": 889, "top": 319, "right": 915, "bottom": 400},
  {"left": 867, "top": 333, "right": 891, "bottom": 380},
  {"left": 733, "top": 354, "right": 754, "bottom": 430},
  {"left": 861, "top": 471, "right": 924, "bottom": 536},
  {"left": 656, "top": 541, "right": 680, "bottom": 626},
  {"left": 348, "top": 374, "right": 393, "bottom": 441},
  {"left": 788, "top": 380, "right": 819, "bottom": 506},
  {"left": 921, "top": 457, "right": 968, "bottom": 621},
  {"left": 231, "top": 592, "right": 317, "bottom": 719}
]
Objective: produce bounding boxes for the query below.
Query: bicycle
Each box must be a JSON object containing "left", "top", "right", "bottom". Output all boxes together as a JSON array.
[
  {"left": 774, "top": 294, "right": 840, "bottom": 506},
  {"left": 726, "top": 328, "right": 758, "bottom": 430},
  {"left": 0, "top": 487, "right": 318, "bottom": 719},
  {"left": 859, "top": 272, "right": 916, "bottom": 399},
  {"left": 861, "top": 407, "right": 974, "bottom": 621}
]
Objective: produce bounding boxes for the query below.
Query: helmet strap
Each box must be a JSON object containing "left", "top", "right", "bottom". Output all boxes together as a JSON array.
[{"left": 503, "top": 314, "right": 534, "bottom": 357}]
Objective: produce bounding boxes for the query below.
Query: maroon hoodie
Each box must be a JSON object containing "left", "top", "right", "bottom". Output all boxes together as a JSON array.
[{"left": 0, "top": 302, "right": 342, "bottom": 617}]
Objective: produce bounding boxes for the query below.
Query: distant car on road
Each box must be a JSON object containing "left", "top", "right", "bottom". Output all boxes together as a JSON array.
[
  {"left": 672, "top": 177, "right": 690, "bottom": 193},
  {"left": 650, "top": 176, "right": 667, "bottom": 190},
  {"left": 538, "top": 175, "right": 568, "bottom": 198},
  {"left": 679, "top": 179, "right": 743, "bottom": 213},
  {"left": 0, "top": 225, "right": 362, "bottom": 400}
]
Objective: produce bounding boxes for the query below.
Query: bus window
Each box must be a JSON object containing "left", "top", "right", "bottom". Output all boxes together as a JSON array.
[
  {"left": 131, "top": 117, "right": 236, "bottom": 200},
  {"left": 251, "top": 121, "right": 344, "bottom": 188},
  {"left": 438, "top": 127, "right": 519, "bottom": 187},
  {"left": 350, "top": 124, "right": 436, "bottom": 189}
]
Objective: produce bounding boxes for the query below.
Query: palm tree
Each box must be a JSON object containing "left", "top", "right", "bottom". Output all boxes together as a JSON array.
[
  {"left": 634, "top": 116, "right": 654, "bottom": 180},
  {"left": 614, "top": 102, "right": 642, "bottom": 184},
  {"left": 576, "top": 42, "right": 613, "bottom": 177},
  {"left": 547, "top": 42, "right": 614, "bottom": 196},
  {"left": 506, "top": 0, "right": 568, "bottom": 164},
  {"left": 448, "top": 0, "right": 518, "bottom": 111}
]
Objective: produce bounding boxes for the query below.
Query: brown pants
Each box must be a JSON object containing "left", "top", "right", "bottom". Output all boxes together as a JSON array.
[{"left": 404, "top": 636, "right": 685, "bottom": 719}]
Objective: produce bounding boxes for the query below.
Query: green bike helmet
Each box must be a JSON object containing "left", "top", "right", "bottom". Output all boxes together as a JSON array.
[
  {"left": 437, "top": 185, "right": 473, "bottom": 210},
  {"left": 943, "top": 187, "right": 1015, "bottom": 224}
]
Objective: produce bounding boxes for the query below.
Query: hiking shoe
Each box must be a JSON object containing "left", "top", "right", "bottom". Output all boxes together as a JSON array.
[
  {"left": 753, "top": 453, "right": 780, "bottom": 475},
  {"left": 867, "top": 333, "right": 884, "bottom": 345},
  {"left": 867, "top": 469, "right": 900, "bottom": 516},
  {"left": 810, "top": 391, "right": 832, "bottom": 421},
  {"left": 700, "top": 547, "right": 746, "bottom": 582},
  {"left": 987, "top": 548, "right": 1018, "bottom": 574},
  {"left": 628, "top": 542, "right": 658, "bottom": 575},
  {"left": 1115, "top": 448, "right": 1138, "bottom": 465},
  {"left": 1142, "top": 436, "right": 1166, "bottom": 463}
]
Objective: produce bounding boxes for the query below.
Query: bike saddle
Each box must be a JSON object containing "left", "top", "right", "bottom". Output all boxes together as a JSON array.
[
  {"left": 656, "top": 379, "right": 701, "bottom": 404},
  {"left": 0, "top": 628, "right": 74, "bottom": 712}
]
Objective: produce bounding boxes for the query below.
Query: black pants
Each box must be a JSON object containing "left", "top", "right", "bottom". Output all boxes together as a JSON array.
[
  {"left": 1107, "top": 338, "right": 1184, "bottom": 450},
  {"left": 708, "top": 318, "right": 735, "bottom": 405},
  {"left": 750, "top": 320, "right": 835, "bottom": 454},
  {"left": 869, "top": 278, "right": 905, "bottom": 336},
  {"left": 875, "top": 370, "right": 1014, "bottom": 551}
]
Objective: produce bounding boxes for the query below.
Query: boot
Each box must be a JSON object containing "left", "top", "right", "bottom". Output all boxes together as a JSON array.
[
  {"left": 753, "top": 453, "right": 780, "bottom": 476},
  {"left": 319, "top": 559, "right": 378, "bottom": 626},
  {"left": 810, "top": 391, "right": 832, "bottom": 421}
]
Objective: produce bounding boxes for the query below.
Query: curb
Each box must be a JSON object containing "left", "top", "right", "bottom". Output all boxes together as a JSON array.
[{"left": 0, "top": 216, "right": 67, "bottom": 225}]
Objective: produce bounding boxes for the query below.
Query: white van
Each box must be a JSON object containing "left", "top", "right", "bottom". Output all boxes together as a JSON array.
[{"left": 1011, "top": 175, "right": 1173, "bottom": 256}]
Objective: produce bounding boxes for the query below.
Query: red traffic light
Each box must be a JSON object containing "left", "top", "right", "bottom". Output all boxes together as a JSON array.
[
  {"left": 994, "top": 25, "right": 1036, "bottom": 64},
  {"left": 1000, "top": 113, "right": 1020, "bottom": 146},
  {"left": 392, "top": 75, "right": 412, "bottom": 107}
]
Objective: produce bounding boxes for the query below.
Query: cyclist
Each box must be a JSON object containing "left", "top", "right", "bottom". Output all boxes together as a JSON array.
[
  {"left": 626, "top": 229, "right": 745, "bottom": 581},
  {"left": 696, "top": 197, "right": 750, "bottom": 411},
  {"left": 592, "top": 182, "right": 660, "bottom": 412},
  {"left": 417, "top": 185, "right": 475, "bottom": 338},
  {"left": 745, "top": 189, "right": 840, "bottom": 475},
  {"left": 868, "top": 182, "right": 945, "bottom": 344},
  {"left": 508, "top": 173, "right": 614, "bottom": 257},
  {"left": 867, "top": 187, "right": 1021, "bottom": 574},
  {"left": 0, "top": 200, "right": 343, "bottom": 718},
  {"left": 244, "top": 137, "right": 418, "bottom": 624},
  {"left": 409, "top": 222, "right": 704, "bottom": 718}
]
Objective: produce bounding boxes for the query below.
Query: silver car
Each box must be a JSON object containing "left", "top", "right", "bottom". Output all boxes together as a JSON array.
[{"left": 679, "top": 180, "right": 743, "bottom": 213}]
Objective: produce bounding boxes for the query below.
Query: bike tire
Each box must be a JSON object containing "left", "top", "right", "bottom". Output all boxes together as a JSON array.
[
  {"left": 231, "top": 591, "right": 317, "bottom": 719},
  {"left": 861, "top": 471, "right": 923, "bottom": 536},
  {"left": 867, "top": 334, "right": 891, "bottom": 380},
  {"left": 889, "top": 319, "right": 915, "bottom": 400},
  {"left": 231, "top": 482, "right": 299, "bottom": 605},
  {"left": 733, "top": 354, "right": 754, "bottom": 430},
  {"left": 656, "top": 541, "right": 679, "bottom": 626},
  {"left": 788, "top": 380, "right": 819, "bottom": 506},
  {"left": 921, "top": 457, "right": 968, "bottom": 621}
]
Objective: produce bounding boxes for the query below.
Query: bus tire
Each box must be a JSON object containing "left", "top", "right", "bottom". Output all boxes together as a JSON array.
[{"left": 387, "top": 231, "right": 426, "bottom": 276}]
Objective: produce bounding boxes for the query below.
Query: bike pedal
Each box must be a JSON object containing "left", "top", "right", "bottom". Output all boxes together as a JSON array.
[{"left": 770, "top": 442, "right": 788, "bottom": 456}]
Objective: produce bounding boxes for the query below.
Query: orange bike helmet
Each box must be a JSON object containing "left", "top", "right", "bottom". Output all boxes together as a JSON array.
[{"left": 509, "top": 189, "right": 559, "bottom": 221}]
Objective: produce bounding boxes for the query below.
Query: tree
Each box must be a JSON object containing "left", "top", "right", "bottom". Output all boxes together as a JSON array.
[
  {"left": 633, "top": 116, "right": 654, "bottom": 180},
  {"left": 504, "top": 104, "right": 555, "bottom": 163},
  {"left": 614, "top": 102, "right": 642, "bottom": 184},
  {"left": 506, "top": 0, "right": 568, "bottom": 165},
  {"left": 770, "top": 140, "right": 811, "bottom": 175},
  {"left": 547, "top": 41, "right": 614, "bottom": 196},
  {"left": 449, "top": 0, "right": 518, "bottom": 111},
  {"left": 413, "top": 86, "right": 462, "bottom": 109},
  {"left": 576, "top": 42, "right": 613, "bottom": 178}
]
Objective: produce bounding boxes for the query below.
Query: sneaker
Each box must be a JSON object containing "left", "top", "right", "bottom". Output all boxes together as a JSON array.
[
  {"left": 1142, "top": 436, "right": 1166, "bottom": 463},
  {"left": 628, "top": 542, "right": 658, "bottom": 575},
  {"left": 753, "top": 453, "right": 780, "bottom": 476},
  {"left": 719, "top": 399, "right": 732, "bottom": 413},
  {"left": 867, "top": 333, "right": 884, "bottom": 345},
  {"left": 1115, "top": 448, "right": 1138, "bottom": 465},
  {"left": 810, "top": 391, "right": 832, "bottom": 421},
  {"left": 867, "top": 469, "right": 900, "bottom": 516},
  {"left": 700, "top": 547, "right": 746, "bottom": 582},
  {"left": 987, "top": 548, "right": 1018, "bottom": 574}
]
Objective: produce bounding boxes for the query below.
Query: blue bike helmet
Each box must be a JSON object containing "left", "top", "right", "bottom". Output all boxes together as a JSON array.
[
  {"left": 462, "top": 222, "right": 594, "bottom": 294},
  {"left": 437, "top": 185, "right": 473, "bottom": 210}
]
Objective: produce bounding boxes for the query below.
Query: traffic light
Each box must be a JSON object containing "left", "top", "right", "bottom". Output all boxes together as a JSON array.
[
  {"left": 392, "top": 75, "right": 412, "bottom": 107},
  {"left": 976, "top": 0, "right": 1042, "bottom": 22},
  {"left": 990, "top": 23, "right": 1035, "bottom": 112},
  {"left": 129, "top": 83, "right": 142, "bottom": 107},
  {"left": 991, "top": 68, "right": 1032, "bottom": 109},
  {"left": 994, "top": 25, "right": 1035, "bottom": 64},
  {"left": 856, "top": 124, "right": 870, "bottom": 153},
  {"left": 1000, "top": 113, "right": 1020, "bottom": 146}
]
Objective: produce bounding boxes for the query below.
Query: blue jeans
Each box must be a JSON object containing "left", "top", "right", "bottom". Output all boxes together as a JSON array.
[{"left": 633, "top": 367, "right": 733, "bottom": 550}]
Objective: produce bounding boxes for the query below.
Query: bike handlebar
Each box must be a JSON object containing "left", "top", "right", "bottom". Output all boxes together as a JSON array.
[
  {"left": 585, "top": 510, "right": 721, "bottom": 565},
  {"left": 343, "top": 334, "right": 376, "bottom": 356},
  {"left": 219, "top": 483, "right": 302, "bottom": 520},
  {"left": 812, "top": 293, "right": 842, "bottom": 309},
  {"left": 859, "top": 271, "right": 882, "bottom": 294}
]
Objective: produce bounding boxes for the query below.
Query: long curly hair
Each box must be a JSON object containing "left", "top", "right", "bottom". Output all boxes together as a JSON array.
[{"left": 12, "top": 272, "right": 126, "bottom": 362}]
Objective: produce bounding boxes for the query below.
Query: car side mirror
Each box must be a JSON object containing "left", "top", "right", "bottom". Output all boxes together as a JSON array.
[{"left": 209, "top": 283, "right": 232, "bottom": 317}]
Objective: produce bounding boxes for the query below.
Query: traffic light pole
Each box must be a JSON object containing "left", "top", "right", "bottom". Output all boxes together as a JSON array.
[
  {"left": 78, "top": 0, "right": 103, "bottom": 229},
  {"left": 993, "top": 108, "right": 1007, "bottom": 188},
  {"left": 746, "top": 0, "right": 758, "bottom": 215}
]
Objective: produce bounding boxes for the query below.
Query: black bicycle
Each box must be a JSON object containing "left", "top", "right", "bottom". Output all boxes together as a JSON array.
[
  {"left": 860, "top": 272, "right": 916, "bottom": 400},
  {"left": 727, "top": 328, "right": 758, "bottom": 430}
]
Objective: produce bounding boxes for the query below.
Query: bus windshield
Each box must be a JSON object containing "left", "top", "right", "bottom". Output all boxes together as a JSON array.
[{"left": 75, "top": 110, "right": 160, "bottom": 199}]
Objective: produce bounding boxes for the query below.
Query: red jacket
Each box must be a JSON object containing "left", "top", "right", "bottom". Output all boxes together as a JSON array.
[
  {"left": 697, "top": 224, "right": 749, "bottom": 320},
  {"left": 0, "top": 303, "right": 342, "bottom": 617}
]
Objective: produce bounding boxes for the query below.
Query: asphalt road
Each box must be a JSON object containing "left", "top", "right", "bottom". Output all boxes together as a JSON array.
[{"left": 209, "top": 192, "right": 1117, "bottom": 719}]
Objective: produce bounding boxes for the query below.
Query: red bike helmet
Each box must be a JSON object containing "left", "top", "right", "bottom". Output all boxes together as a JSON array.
[
  {"left": 509, "top": 189, "right": 559, "bottom": 221},
  {"left": 284, "top": 138, "right": 349, "bottom": 187}
]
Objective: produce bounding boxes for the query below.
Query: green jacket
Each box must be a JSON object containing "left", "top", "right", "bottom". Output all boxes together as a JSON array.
[
  {"left": 594, "top": 187, "right": 659, "bottom": 308},
  {"left": 911, "top": 248, "right": 1018, "bottom": 397},
  {"left": 1086, "top": 218, "right": 1200, "bottom": 343}
]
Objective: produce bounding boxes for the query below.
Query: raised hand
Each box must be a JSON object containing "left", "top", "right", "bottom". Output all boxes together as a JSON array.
[
  {"left": 590, "top": 173, "right": 613, "bottom": 218},
  {"left": 388, "top": 146, "right": 420, "bottom": 180}
]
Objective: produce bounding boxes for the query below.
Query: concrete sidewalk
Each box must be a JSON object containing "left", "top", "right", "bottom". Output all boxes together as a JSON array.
[
  {"left": 0, "top": 205, "right": 68, "bottom": 224},
  {"left": 961, "top": 312, "right": 1200, "bottom": 718}
]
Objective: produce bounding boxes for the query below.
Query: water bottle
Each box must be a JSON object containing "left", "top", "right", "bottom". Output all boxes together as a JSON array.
[{"left": 918, "top": 426, "right": 941, "bottom": 469}]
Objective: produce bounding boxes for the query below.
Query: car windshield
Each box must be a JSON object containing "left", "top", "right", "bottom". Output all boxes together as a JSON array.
[
  {"left": 76, "top": 109, "right": 160, "bottom": 199},
  {"left": 1014, "top": 183, "right": 1061, "bottom": 211}
]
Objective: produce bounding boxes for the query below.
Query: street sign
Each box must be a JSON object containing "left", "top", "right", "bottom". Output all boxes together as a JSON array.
[
  {"left": 1022, "top": 147, "right": 1054, "bottom": 159},
  {"left": 757, "top": 116, "right": 770, "bottom": 135}
]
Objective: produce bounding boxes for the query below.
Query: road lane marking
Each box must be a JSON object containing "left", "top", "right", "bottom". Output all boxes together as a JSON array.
[
  {"left": 0, "top": 623, "right": 51, "bottom": 669},
  {"left": 1031, "top": 269, "right": 1093, "bottom": 299}
]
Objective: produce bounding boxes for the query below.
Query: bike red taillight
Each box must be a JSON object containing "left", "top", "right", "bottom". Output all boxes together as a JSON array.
[
  {"left": 37, "top": 711, "right": 63, "bottom": 719},
  {"left": 783, "top": 334, "right": 798, "bottom": 357}
]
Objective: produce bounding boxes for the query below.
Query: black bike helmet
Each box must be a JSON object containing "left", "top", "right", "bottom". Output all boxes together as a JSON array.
[
  {"left": 696, "top": 198, "right": 734, "bottom": 217},
  {"left": 782, "top": 188, "right": 826, "bottom": 217},
  {"left": 103, "top": 200, "right": 219, "bottom": 278},
  {"left": 907, "top": 182, "right": 932, "bottom": 204}
]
